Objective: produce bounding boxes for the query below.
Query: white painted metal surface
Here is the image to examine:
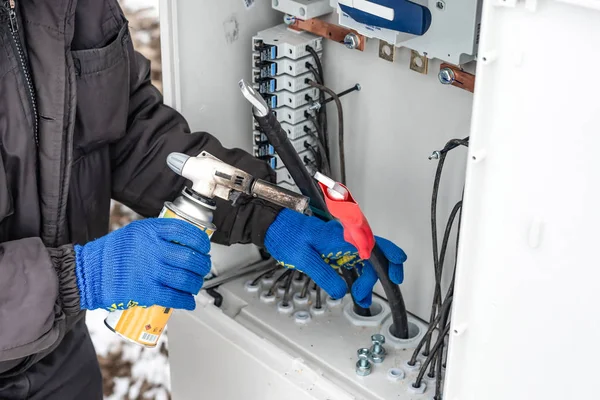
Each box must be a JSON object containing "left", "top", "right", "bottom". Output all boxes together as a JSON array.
[
  {"left": 444, "top": 0, "right": 600, "bottom": 399},
  {"left": 169, "top": 277, "right": 433, "bottom": 400}
]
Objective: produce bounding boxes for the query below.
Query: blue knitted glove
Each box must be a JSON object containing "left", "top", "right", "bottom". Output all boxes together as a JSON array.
[
  {"left": 74, "top": 218, "right": 211, "bottom": 311},
  {"left": 265, "top": 209, "right": 406, "bottom": 307}
]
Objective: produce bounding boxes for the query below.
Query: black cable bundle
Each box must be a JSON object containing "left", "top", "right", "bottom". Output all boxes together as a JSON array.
[{"left": 409, "top": 137, "right": 469, "bottom": 399}]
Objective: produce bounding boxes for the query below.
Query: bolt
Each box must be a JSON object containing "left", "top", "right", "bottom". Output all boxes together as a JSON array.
[
  {"left": 370, "top": 334, "right": 386, "bottom": 363},
  {"left": 356, "top": 348, "right": 372, "bottom": 376},
  {"left": 436, "top": 0, "right": 446, "bottom": 10},
  {"left": 308, "top": 102, "right": 321, "bottom": 111},
  {"left": 429, "top": 151, "right": 441, "bottom": 160},
  {"left": 343, "top": 33, "right": 360, "bottom": 50},
  {"left": 438, "top": 68, "right": 456, "bottom": 85},
  {"left": 283, "top": 14, "right": 296, "bottom": 25}
]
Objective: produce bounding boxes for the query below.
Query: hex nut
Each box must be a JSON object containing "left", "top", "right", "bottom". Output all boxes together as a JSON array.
[
  {"left": 387, "top": 368, "right": 405, "bottom": 382},
  {"left": 355, "top": 360, "right": 372, "bottom": 376},
  {"left": 370, "top": 347, "right": 386, "bottom": 363}
]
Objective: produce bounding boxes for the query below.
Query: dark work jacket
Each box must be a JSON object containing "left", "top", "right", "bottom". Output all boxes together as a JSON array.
[{"left": 0, "top": 0, "right": 280, "bottom": 377}]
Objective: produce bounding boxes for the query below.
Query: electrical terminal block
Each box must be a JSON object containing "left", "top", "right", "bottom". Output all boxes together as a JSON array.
[
  {"left": 253, "top": 24, "right": 323, "bottom": 61},
  {"left": 273, "top": 103, "right": 312, "bottom": 125},
  {"left": 271, "top": 0, "right": 333, "bottom": 20},
  {"left": 280, "top": 120, "right": 316, "bottom": 140},
  {"left": 253, "top": 54, "right": 321, "bottom": 79},
  {"left": 267, "top": 87, "right": 320, "bottom": 109},
  {"left": 254, "top": 72, "right": 314, "bottom": 95}
]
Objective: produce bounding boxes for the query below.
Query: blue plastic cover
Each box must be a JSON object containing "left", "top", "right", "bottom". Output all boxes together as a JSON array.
[{"left": 339, "top": 0, "right": 432, "bottom": 36}]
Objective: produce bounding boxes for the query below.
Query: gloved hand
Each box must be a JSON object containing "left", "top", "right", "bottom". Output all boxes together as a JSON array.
[
  {"left": 74, "top": 218, "right": 211, "bottom": 311},
  {"left": 265, "top": 209, "right": 406, "bottom": 307}
]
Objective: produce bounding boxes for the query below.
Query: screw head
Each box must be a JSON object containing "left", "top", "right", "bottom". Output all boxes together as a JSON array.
[
  {"left": 438, "top": 68, "right": 456, "bottom": 85},
  {"left": 371, "top": 334, "right": 385, "bottom": 345},
  {"left": 436, "top": 1, "right": 446, "bottom": 9},
  {"left": 344, "top": 33, "right": 360, "bottom": 50}
]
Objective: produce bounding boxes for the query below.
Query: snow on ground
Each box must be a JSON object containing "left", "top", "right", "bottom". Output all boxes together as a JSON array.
[{"left": 87, "top": 309, "right": 171, "bottom": 400}]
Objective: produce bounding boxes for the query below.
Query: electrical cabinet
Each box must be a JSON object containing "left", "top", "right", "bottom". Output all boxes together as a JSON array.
[{"left": 159, "top": 0, "right": 600, "bottom": 399}]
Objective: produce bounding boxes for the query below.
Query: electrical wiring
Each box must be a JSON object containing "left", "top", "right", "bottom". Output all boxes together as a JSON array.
[
  {"left": 315, "top": 286, "right": 323, "bottom": 309},
  {"left": 413, "top": 323, "right": 451, "bottom": 389},
  {"left": 299, "top": 277, "right": 312, "bottom": 299},
  {"left": 305, "top": 45, "right": 330, "bottom": 160},
  {"left": 307, "top": 80, "right": 346, "bottom": 185},
  {"left": 424, "top": 138, "right": 469, "bottom": 356},
  {"left": 267, "top": 269, "right": 293, "bottom": 296},
  {"left": 281, "top": 270, "right": 295, "bottom": 307},
  {"left": 250, "top": 266, "right": 280, "bottom": 286}
]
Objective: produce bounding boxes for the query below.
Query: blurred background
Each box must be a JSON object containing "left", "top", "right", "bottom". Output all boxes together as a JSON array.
[{"left": 85, "top": 1, "right": 170, "bottom": 399}]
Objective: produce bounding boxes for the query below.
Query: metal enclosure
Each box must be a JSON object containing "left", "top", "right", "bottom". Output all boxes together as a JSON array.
[{"left": 159, "top": 0, "right": 600, "bottom": 399}]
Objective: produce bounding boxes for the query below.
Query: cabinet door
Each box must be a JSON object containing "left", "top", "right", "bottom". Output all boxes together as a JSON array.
[{"left": 445, "top": 0, "right": 600, "bottom": 399}]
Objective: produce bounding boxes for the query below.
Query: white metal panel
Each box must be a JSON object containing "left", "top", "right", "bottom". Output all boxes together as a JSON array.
[
  {"left": 444, "top": 0, "right": 600, "bottom": 399},
  {"left": 321, "top": 42, "right": 472, "bottom": 320}
]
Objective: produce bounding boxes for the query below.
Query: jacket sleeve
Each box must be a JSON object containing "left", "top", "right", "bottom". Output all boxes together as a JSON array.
[
  {"left": 110, "top": 47, "right": 281, "bottom": 247},
  {"left": 0, "top": 239, "right": 81, "bottom": 375}
]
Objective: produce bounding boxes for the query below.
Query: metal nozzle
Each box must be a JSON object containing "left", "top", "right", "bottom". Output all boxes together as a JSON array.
[
  {"left": 239, "top": 79, "right": 270, "bottom": 117},
  {"left": 251, "top": 179, "right": 309, "bottom": 213},
  {"left": 167, "top": 152, "right": 191, "bottom": 176}
]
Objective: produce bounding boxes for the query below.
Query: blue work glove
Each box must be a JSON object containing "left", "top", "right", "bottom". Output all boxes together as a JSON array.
[
  {"left": 264, "top": 209, "right": 407, "bottom": 307},
  {"left": 74, "top": 218, "right": 211, "bottom": 311}
]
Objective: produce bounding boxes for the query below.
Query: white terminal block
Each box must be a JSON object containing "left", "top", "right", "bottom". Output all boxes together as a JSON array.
[
  {"left": 280, "top": 119, "right": 316, "bottom": 140},
  {"left": 253, "top": 24, "right": 323, "bottom": 60},
  {"left": 271, "top": 0, "right": 333, "bottom": 21},
  {"left": 273, "top": 103, "right": 312, "bottom": 125},
  {"left": 273, "top": 72, "right": 314, "bottom": 93},
  {"left": 273, "top": 87, "right": 320, "bottom": 109},
  {"left": 274, "top": 55, "right": 322, "bottom": 77}
]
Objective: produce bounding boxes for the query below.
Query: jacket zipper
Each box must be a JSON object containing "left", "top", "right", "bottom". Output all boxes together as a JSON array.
[{"left": 6, "top": 0, "right": 39, "bottom": 146}]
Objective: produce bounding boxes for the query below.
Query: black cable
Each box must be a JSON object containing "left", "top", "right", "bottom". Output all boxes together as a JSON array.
[
  {"left": 315, "top": 286, "right": 322, "bottom": 309},
  {"left": 425, "top": 138, "right": 469, "bottom": 355},
  {"left": 409, "top": 295, "right": 454, "bottom": 366},
  {"left": 300, "top": 278, "right": 312, "bottom": 299},
  {"left": 304, "top": 142, "right": 322, "bottom": 169},
  {"left": 307, "top": 80, "right": 346, "bottom": 185},
  {"left": 306, "top": 63, "right": 322, "bottom": 84},
  {"left": 340, "top": 268, "right": 371, "bottom": 317},
  {"left": 305, "top": 45, "right": 330, "bottom": 160},
  {"left": 413, "top": 323, "right": 451, "bottom": 389},
  {"left": 251, "top": 266, "right": 279, "bottom": 286},
  {"left": 267, "top": 269, "right": 293, "bottom": 296},
  {"left": 282, "top": 270, "right": 295, "bottom": 306}
]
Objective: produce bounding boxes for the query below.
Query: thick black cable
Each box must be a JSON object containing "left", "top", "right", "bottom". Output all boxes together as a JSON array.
[
  {"left": 306, "top": 80, "right": 345, "bottom": 184},
  {"left": 340, "top": 268, "right": 371, "bottom": 317},
  {"left": 267, "top": 269, "right": 293, "bottom": 296}
]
